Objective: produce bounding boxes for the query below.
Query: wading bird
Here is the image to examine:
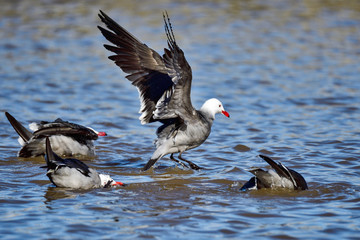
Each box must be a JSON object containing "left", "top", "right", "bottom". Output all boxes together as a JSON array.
[{"left": 98, "top": 10, "right": 229, "bottom": 171}]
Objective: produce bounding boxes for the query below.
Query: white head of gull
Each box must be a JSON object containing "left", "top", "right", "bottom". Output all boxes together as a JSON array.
[
  {"left": 98, "top": 10, "right": 230, "bottom": 171},
  {"left": 200, "top": 98, "right": 230, "bottom": 120}
]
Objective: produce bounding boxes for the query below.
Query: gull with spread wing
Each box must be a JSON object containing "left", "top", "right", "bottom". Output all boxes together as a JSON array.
[{"left": 98, "top": 11, "right": 229, "bottom": 171}]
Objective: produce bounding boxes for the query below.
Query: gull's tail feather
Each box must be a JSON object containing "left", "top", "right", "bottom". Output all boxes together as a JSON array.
[
  {"left": 5, "top": 112, "right": 32, "bottom": 142},
  {"left": 142, "top": 158, "right": 159, "bottom": 171}
]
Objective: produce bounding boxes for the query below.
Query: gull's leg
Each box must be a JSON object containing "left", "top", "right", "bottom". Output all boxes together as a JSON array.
[
  {"left": 178, "top": 153, "right": 202, "bottom": 170},
  {"left": 170, "top": 154, "right": 187, "bottom": 168}
]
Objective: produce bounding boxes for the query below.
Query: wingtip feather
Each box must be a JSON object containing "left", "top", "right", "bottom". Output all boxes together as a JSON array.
[{"left": 45, "top": 137, "right": 53, "bottom": 164}]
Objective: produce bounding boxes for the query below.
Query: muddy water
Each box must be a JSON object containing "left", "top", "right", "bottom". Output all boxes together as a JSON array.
[{"left": 1, "top": 0, "right": 360, "bottom": 239}]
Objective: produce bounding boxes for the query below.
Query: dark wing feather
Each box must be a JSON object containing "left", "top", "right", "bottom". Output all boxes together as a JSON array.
[
  {"left": 45, "top": 137, "right": 64, "bottom": 170},
  {"left": 288, "top": 169, "right": 308, "bottom": 190},
  {"left": 153, "top": 12, "right": 195, "bottom": 121},
  {"left": 5, "top": 112, "right": 33, "bottom": 142},
  {"left": 259, "top": 155, "right": 291, "bottom": 179},
  {"left": 259, "top": 155, "right": 308, "bottom": 190},
  {"left": 33, "top": 119, "right": 98, "bottom": 141},
  {"left": 98, "top": 10, "right": 195, "bottom": 124},
  {"left": 98, "top": 10, "right": 173, "bottom": 124},
  {"left": 61, "top": 159, "right": 92, "bottom": 177},
  {"left": 45, "top": 137, "right": 91, "bottom": 177},
  {"left": 33, "top": 126, "right": 97, "bottom": 140}
]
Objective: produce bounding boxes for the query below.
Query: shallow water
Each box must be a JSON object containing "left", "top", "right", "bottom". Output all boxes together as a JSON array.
[{"left": 1, "top": 0, "right": 360, "bottom": 239}]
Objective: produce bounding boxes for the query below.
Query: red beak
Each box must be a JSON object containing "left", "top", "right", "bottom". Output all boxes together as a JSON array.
[
  {"left": 222, "top": 110, "right": 230, "bottom": 118},
  {"left": 97, "top": 131, "right": 107, "bottom": 136},
  {"left": 113, "top": 181, "right": 124, "bottom": 186}
]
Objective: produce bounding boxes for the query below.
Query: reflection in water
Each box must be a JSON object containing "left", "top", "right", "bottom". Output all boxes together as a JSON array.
[
  {"left": 0, "top": 0, "right": 360, "bottom": 239},
  {"left": 43, "top": 186, "right": 78, "bottom": 203}
]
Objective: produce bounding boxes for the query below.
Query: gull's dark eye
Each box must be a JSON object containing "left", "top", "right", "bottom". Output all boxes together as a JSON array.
[{"left": 219, "top": 105, "right": 221, "bottom": 107}]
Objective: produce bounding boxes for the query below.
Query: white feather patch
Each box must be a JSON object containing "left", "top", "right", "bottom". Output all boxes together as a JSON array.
[{"left": 29, "top": 122, "right": 40, "bottom": 132}]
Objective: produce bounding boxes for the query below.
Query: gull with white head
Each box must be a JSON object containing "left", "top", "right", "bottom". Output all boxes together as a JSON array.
[
  {"left": 43, "top": 137, "right": 123, "bottom": 189},
  {"left": 5, "top": 112, "right": 106, "bottom": 158},
  {"left": 98, "top": 11, "right": 229, "bottom": 171}
]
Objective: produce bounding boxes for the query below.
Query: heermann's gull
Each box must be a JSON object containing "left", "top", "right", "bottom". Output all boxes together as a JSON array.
[
  {"left": 5, "top": 112, "right": 107, "bottom": 158},
  {"left": 98, "top": 10, "right": 230, "bottom": 171},
  {"left": 240, "top": 155, "right": 308, "bottom": 191},
  {"left": 43, "top": 137, "right": 123, "bottom": 189}
]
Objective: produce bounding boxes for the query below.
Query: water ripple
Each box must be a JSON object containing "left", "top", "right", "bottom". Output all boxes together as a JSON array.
[{"left": 1, "top": 0, "right": 360, "bottom": 239}]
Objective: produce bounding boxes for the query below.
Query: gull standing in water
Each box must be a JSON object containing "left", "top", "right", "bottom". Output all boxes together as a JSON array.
[{"left": 98, "top": 11, "right": 229, "bottom": 171}]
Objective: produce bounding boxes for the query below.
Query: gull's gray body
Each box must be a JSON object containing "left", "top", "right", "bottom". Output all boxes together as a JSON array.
[{"left": 98, "top": 11, "right": 229, "bottom": 170}]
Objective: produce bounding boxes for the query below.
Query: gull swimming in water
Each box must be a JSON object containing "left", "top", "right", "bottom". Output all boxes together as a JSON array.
[
  {"left": 43, "top": 137, "right": 123, "bottom": 189},
  {"left": 5, "top": 112, "right": 106, "bottom": 158},
  {"left": 241, "top": 155, "right": 308, "bottom": 191}
]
